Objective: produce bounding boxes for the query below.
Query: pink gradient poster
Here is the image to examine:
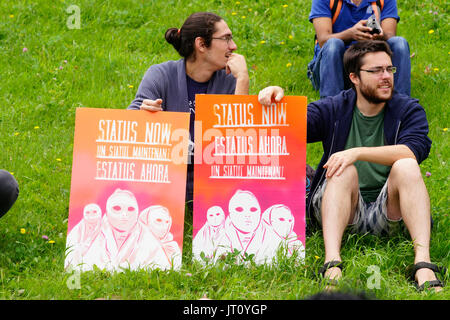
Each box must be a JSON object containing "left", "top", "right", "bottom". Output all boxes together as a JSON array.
[
  {"left": 193, "top": 95, "right": 307, "bottom": 264},
  {"left": 65, "top": 108, "right": 189, "bottom": 272}
]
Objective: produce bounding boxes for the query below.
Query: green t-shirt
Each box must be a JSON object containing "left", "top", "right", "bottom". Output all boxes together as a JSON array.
[{"left": 344, "top": 106, "right": 391, "bottom": 203}]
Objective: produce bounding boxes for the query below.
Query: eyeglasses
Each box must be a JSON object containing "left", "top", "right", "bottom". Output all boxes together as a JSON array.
[
  {"left": 360, "top": 66, "right": 397, "bottom": 75},
  {"left": 212, "top": 35, "right": 234, "bottom": 44}
]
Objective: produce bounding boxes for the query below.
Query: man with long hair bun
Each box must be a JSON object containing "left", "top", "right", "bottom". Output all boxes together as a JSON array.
[{"left": 128, "top": 12, "right": 278, "bottom": 204}]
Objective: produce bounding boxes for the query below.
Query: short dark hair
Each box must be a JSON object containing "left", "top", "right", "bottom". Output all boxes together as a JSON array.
[
  {"left": 343, "top": 40, "right": 393, "bottom": 78},
  {"left": 165, "top": 12, "right": 223, "bottom": 60}
]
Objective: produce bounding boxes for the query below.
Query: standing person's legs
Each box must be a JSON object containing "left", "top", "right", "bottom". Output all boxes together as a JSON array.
[
  {"left": 386, "top": 158, "right": 441, "bottom": 290},
  {"left": 387, "top": 36, "right": 411, "bottom": 96},
  {"left": 0, "top": 170, "right": 19, "bottom": 219}
]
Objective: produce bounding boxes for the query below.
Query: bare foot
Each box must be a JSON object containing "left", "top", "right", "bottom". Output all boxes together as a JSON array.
[
  {"left": 324, "top": 267, "right": 342, "bottom": 291},
  {"left": 415, "top": 268, "right": 443, "bottom": 292}
]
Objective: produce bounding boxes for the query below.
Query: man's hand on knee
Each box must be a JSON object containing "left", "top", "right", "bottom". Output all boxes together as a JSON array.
[{"left": 324, "top": 149, "right": 360, "bottom": 179}]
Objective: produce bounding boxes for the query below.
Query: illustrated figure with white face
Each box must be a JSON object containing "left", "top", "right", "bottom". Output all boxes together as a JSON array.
[
  {"left": 193, "top": 206, "right": 226, "bottom": 262},
  {"left": 260, "top": 205, "right": 305, "bottom": 262},
  {"left": 215, "top": 190, "right": 268, "bottom": 262},
  {"left": 105, "top": 189, "right": 140, "bottom": 245},
  {"left": 267, "top": 204, "right": 295, "bottom": 239},
  {"left": 140, "top": 205, "right": 181, "bottom": 268},
  {"left": 67, "top": 189, "right": 170, "bottom": 272},
  {"left": 65, "top": 203, "right": 102, "bottom": 270},
  {"left": 206, "top": 206, "right": 226, "bottom": 228},
  {"left": 228, "top": 190, "right": 261, "bottom": 234}
]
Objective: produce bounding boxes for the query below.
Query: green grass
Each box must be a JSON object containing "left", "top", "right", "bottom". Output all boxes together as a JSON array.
[{"left": 0, "top": 0, "right": 448, "bottom": 300}]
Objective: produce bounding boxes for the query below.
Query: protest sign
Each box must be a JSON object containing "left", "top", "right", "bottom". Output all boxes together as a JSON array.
[
  {"left": 192, "top": 95, "right": 307, "bottom": 264},
  {"left": 65, "top": 108, "right": 189, "bottom": 272}
]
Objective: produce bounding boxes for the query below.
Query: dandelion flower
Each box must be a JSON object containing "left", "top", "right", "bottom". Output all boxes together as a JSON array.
[
  {"left": 9, "top": 14, "right": 14, "bottom": 18},
  {"left": 14, "top": 132, "right": 20, "bottom": 136},
  {"left": 283, "top": 4, "right": 288, "bottom": 8},
  {"left": 280, "top": 41, "right": 285, "bottom": 45},
  {"left": 443, "top": 128, "right": 448, "bottom": 132},
  {"left": 428, "top": 29, "right": 434, "bottom": 34},
  {"left": 314, "top": 255, "right": 320, "bottom": 260},
  {"left": 48, "top": 240, "right": 55, "bottom": 244},
  {"left": 288, "top": 35, "right": 293, "bottom": 40},
  {"left": 20, "top": 228, "right": 26, "bottom": 234},
  {"left": 286, "top": 63, "right": 292, "bottom": 67},
  {"left": 34, "top": 126, "right": 39, "bottom": 129},
  {"left": 433, "top": 68, "right": 439, "bottom": 72},
  {"left": 235, "top": 1, "right": 240, "bottom": 4},
  {"left": 56, "top": 158, "right": 62, "bottom": 162},
  {"left": 241, "top": 15, "right": 246, "bottom": 19},
  {"left": 260, "top": 40, "right": 266, "bottom": 44},
  {"left": 128, "top": 85, "right": 134, "bottom": 88},
  {"left": 232, "top": 12, "right": 237, "bottom": 16}
]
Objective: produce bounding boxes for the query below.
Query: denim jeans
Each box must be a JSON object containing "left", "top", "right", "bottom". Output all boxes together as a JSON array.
[
  {"left": 307, "top": 37, "right": 411, "bottom": 98},
  {"left": 387, "top": 36, "right": 411, "bottom": 96}
]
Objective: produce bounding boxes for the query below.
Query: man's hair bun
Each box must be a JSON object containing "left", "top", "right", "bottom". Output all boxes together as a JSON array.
[
  {"left": 163, "top": 12, "right": 222, "bottom": 59},
  {"left": 165, "top": 28, "right": 181, "bottom": 51}
]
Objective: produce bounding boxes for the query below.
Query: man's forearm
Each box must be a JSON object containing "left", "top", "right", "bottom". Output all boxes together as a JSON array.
[
  {"left": 380, "top": 18, "right": 397, "bottom": 40},
  {"left": 234, "top": 74, "right": 249, "bottom": 95},
  {"left": 317, "top": 29, "right": 356, "bottom": 47},
  {"left": 355, "top": 145, "right": 416, "bottom": 166},
  {"left": 324, "top": 144, "right": 416, "bottom": 178}
]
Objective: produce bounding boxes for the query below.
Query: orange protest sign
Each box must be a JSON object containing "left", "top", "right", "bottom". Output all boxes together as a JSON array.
[
  {"left": 65, "top": 108, "right": 189, "bottom": 272},
  {"left": 193, "top": 95, "right": 307, "bottom": 264}
]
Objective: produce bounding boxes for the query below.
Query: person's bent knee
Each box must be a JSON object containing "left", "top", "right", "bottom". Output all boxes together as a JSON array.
[
  {"left": 391, "top": 157, "right": 419, "bottom": 170},
  {"left": 322, "top": 38, "right": 345, "bottom": 55},
  {"left": 326, "top": 165, "right": 359, "bottom": 190},
  {"left": 0, "top": 170, "right": 19, "bottom": 218},
  {"left": 328, "top": 164, "right": 358, "bottom": 182},
  {"left": 390, "top": 158, "right": 422, "bottom": 182},
  {"left": 387, "top": 36, "right": 410, "bottom": 55}
]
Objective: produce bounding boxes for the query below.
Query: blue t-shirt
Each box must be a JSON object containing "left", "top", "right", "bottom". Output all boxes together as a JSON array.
[{"left": 309, "top": 0, "right": 400, "bottom": 59}]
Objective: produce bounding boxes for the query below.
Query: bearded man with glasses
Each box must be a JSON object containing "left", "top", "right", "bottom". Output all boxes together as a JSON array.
[{"left": 258, "top": 41, "right": 444, "bottom": 292}]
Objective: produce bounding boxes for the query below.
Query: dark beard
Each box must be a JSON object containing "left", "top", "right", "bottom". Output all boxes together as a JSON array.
[{"left": 360, "top": 82, "right": 394, "bottom": 104}]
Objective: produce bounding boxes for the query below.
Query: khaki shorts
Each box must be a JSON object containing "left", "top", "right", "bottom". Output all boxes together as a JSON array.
[{"left": 311, "top": 179, "right": 403, "bottom": 236}]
